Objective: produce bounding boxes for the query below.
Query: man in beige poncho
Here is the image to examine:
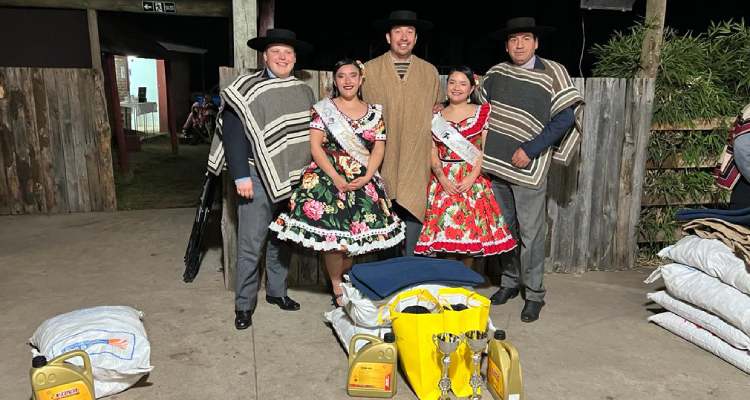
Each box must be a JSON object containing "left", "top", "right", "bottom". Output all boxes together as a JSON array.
[{"left": 362, "top": 10, "right": 442, "bottom": 256}]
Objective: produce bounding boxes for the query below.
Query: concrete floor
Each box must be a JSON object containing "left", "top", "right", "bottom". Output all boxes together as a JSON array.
[{"left": 1, "top": 209, "right": 747, "bottom": 400}]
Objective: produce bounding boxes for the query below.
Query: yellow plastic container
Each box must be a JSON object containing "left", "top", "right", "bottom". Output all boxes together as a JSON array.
[
  {"left": 347, "top": 333, "right": 398, "bottom": 398},
  {"left": 30, "top": 350, "right": 95, "bottom": 400},
  {"left": 486, "top": 330, "right": 523, "bottom": 400}
]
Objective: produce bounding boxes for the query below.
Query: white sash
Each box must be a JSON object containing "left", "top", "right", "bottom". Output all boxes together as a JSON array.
[
  {"left": 431, "top": 114, "right": 482, "bottom": 166},
  {"left": 313, "top": 98, "right": 378, "bottom": 176}
]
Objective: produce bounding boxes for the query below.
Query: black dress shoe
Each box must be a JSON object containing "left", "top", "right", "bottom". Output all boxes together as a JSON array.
[
  {"left": 490, "top": 287, "right": 520, "bottom": 305},
  {"left": 266, "top": 295, "right": 301, "bottom": 311},
  {"left": 235, "top": 310, "right": 252, "bottom": 330},
  {"left": 521, "top": 300, "right": 545, "bottom": 323}
]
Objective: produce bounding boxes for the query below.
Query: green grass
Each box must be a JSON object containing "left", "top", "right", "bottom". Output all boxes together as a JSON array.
[{"left": 114, "top": 135, "right": 209, "bottom": 210}]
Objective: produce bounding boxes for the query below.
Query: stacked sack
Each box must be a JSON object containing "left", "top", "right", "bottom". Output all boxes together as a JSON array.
[{"left": 645, "top": 235, "right": 750, "bottom": 374}]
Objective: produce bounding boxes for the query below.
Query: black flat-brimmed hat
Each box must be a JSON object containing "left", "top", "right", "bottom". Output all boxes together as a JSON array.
[
  {"left": 490, "top": 17, "right": 555, "bottom": 40},
  {"left": 373, "top": 10, "right": 434, "bottom": 32},
  {"left": 247, "top": 28, "right": 313, "bottom": 54}
]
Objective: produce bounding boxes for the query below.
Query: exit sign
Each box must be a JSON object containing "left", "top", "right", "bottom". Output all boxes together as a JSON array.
[{"left": 143, "top": 1, "right": 176, "bottom": 13}]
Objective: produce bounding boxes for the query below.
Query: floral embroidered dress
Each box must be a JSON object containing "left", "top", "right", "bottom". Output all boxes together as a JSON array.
[
  {"left": 269, "top": 101, "right": 405, "bottom": 255},
  {"left": 414, "top": 103, "right": 517, "bottom": 256}
]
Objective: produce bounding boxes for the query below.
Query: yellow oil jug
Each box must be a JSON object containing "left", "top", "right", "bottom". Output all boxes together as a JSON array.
[
  {"left": 486, "top": 330, "right": 523, "bottom": 400},
  {"left": 30, "top": 350, "right": 95, "bottom": 400},
  {"left": 347, "top": 333, "right": 398, "bottom": 398}
]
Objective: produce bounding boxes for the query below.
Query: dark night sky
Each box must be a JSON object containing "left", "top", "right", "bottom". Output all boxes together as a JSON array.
[
  {"left": 88, "top": 0, "right": 749, "bottom": 92},
  {"left": 277, "top": 0, "right": 749, "bottom": 76}
]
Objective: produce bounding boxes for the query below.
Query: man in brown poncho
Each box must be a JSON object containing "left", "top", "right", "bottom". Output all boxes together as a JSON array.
[{"left": 362, "top": 10, "right": 442, "bottom": 256}]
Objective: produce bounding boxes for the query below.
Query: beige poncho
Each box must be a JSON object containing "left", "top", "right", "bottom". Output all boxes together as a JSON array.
[{"left": 362, "top": 53, "right": 440, "bottom": 222}]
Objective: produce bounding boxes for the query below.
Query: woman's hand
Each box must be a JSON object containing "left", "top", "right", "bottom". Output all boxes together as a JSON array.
[
  {"left": 438, "top": 175, "right": 459, "bottom": 196},
  {"left": 332, "top": 175, "right": 349, "bottom": 193},
  {"left": 348, "top": 175, "right": 371, "bottom": 191},
  {"left": 456, "top": 174, "right": 478, "bottom": 193}
]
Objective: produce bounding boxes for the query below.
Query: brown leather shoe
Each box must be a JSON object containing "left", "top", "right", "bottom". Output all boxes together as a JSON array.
[{"left": 266, "top": 295, "right": 301, "bottom": 311}]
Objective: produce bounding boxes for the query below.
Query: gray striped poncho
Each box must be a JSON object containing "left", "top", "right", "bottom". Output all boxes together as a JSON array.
[
  {"left": 480, "top": 58, "right": 583, "bottom": 189},
  {"left": 207, "top": 70, "right": 316, "bottom": 202}
]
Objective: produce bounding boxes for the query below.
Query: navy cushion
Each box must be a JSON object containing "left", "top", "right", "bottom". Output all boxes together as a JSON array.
[
  {"left": 676, "top": 207, "right": 750, "bottom": 226},
  {"left": 349, "top": 256, "right": 485, "bottom": 300}
]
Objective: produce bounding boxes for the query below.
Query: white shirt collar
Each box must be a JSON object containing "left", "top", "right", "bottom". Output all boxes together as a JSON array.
[{"left": 520, "top": 56, "right": 536, "bottom": 70}]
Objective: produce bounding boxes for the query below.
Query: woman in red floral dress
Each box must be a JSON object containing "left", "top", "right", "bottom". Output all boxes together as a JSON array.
[{"left": 414, "top": 66, "right": 516, "bottom": 266}]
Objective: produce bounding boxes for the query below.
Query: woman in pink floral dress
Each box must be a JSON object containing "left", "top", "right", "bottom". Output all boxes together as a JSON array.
[
  {"left": 270, "top": 59, "right": 404, "bottom": 306},
  {"left": 414, "top": 66, "right": 516, "bottom": 266}
]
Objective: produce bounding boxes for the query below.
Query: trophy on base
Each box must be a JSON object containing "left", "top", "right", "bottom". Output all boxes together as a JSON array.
[
  {"left": 433, "top": 332, "right": 461, "bottom": 400},
  {"left": 464, "top": 330, "right": 489, "bottom": 400}
]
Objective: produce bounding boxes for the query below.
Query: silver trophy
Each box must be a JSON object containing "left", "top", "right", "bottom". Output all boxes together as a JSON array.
[
  {"left": 433, "top": 332, "right": 461, "bottom": 400},
  {"left": 464, "top": 330, "right": 489, "bottom": 400}
]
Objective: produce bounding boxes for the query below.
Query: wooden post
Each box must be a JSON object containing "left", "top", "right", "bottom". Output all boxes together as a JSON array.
[
  {"left": 232, "top": 0, "right": 258, "bottom": 71},
  {"left": 104, "top": 54, "right": 128, "bottom": 175},
  {"left": 164, "top": 59, "right": 178, "bottom": 155},
  {"left": 86, "top": 9, "right": 102, "bottom": 74},
  {"left": 258, "top": 0, "right": 275, "bottom": 35},
  {"left": 638, "top": 0, "right": 667, "bottom": 78}
]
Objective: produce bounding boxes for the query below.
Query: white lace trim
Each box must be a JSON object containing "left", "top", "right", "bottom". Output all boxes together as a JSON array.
[
  {"left": 271, "top": 213, "right": 402, "bottom": 238},
  {"left": 415, "top": 235, "right": 516, "bottom": 256},
  {"left": 270, "top": 218, "right": 406, "bottom": 256}
]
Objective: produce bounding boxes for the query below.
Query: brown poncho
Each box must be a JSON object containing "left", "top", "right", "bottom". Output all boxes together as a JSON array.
[{"left": 362, "top": 53, "right": 441, "bottom": 222}]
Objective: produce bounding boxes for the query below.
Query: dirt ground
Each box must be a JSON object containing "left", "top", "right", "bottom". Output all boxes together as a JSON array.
[
  {"left": 114, "top": 136, "right": 209, "bottom": 210},
  {"left": 1, "top": 209, "right": 747, "bottom": 399}
]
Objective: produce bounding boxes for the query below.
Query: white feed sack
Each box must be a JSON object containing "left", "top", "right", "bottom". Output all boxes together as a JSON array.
[
  {"left": 29, "top": 306, "right": 153, "bottom": 398},
  {"left": 645, "top": 264, "right": 750, "bottom": 337},
  {"left": 649, "top": 312, "right": 750, "bottom": 374},
  {"left": 648, "top": 291, "right": 750, "bottom": 350},
  {"left": 658, "top": 235, "right": 750, "bottom": 294}
]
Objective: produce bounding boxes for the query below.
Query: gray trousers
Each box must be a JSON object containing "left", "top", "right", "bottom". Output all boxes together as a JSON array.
[
  {"left": 235, "top": 168, "right": 290, "bottom": 311},
  {"left": 393, "top": 202, "right": 422, "bottom": 256},
  {"left": 490, "top": 177, "right": 547, "bottom": 302}
]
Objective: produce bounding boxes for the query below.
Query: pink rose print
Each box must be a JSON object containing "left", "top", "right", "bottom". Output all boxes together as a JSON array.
[
  {"left": 302, "top": 200, "right": 325, "bottom": 221},
  {"left": 350, "top": 221, "right": 369, "bottom": 235},
  {"left": 364, "top": 183, "right": 379, "bottom": 202},
  {"left": 337, "top": 191, "right": 347, "bottom": 201},
  {"left": 325, "top": 233, "right": 337, "bottom": 242},
  {"left": 362, "top": 130, "right": 376, "bottom": 142}
]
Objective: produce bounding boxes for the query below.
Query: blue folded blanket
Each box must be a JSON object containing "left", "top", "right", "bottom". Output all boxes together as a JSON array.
[
  {"left": 676, "top": 206, "right": 750, "bottom": 227},
  {"left": 349, "top": 256, "right": 486, "bottom": 300}
]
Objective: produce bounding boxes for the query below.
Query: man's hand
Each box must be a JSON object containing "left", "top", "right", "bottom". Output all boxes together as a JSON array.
[
  {"left": 432, "top": 103, "right": 445, "bottom": 114},
  {"left": 236, "top": 179, "right": 254, "bottom": 199},
  {"left": 511, "top": 148, "right": 531, "bottom": 169}
]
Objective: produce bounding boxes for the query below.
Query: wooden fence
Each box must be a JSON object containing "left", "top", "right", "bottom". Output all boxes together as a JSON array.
[
  {"left": 216, "top": 68, "right": 655, "bottom": 289},
  {"left": 545, "top": 78, "right": 655, "bottom": 273},
  {"left": 0, "top": 68, "right": 116, "bottom": 214}
]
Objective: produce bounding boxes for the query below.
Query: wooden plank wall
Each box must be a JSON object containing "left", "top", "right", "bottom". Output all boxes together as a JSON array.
[
  {"left": 215, "top": 69, "right": 655, "bottom": 290},
  {"left": 0, "top": 67, "right": 116, "bottom": 214},
  {"left": 545, "top": 78, "right": 655, "bottom": 272}
]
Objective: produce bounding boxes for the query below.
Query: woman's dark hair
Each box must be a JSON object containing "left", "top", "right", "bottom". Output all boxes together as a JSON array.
[
  {"left": 443, "top": 65, "right": 479, "bottom": 106},
  {"left": 331, "top": 58, "right": 364, "bottom": 99}
]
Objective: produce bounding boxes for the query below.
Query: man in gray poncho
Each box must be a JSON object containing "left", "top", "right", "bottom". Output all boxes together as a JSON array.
[
  {"left": 480, "top": 17, "right": 584, "bottom": 322},
  {"left": 207, "top": 29, "right": 316, "bottom": 330}
]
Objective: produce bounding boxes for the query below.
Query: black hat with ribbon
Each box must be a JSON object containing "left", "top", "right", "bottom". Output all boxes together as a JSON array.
[
  {"left": 247, "top": 28, "right": 313, "bottom": 54},
  {"left": 490, "top": 17, "right": 554, "bottom": 40},
  {"left": 373, "top": 10, "right": 434, "bottom": 32}
]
